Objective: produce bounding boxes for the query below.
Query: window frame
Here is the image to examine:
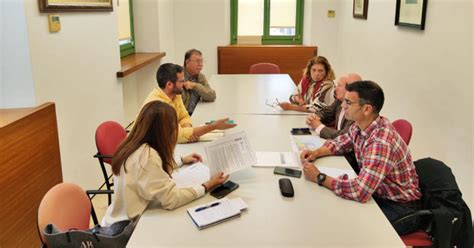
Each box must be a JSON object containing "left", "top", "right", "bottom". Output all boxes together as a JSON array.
[
  {"left": 119, "top": 0, "right": 135, "bottom": 58},
  {"left": 230, "top": 0, "right": 304, "bottom": 45}
]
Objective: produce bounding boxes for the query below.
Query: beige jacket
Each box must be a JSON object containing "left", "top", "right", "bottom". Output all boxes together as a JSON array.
[{"left": 101, "top": 144, "right": 205, "bottom": 226}]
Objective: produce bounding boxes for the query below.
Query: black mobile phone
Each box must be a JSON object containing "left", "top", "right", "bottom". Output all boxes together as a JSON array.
[
  {"left": 210, "top": 180, "right": 239, "bottom": 199},
  {"left": 291, "top": 128, "right": 311, "bottom": 135},
  {"left": 274, "top": 166, "right": 302, "bottom": 178}
]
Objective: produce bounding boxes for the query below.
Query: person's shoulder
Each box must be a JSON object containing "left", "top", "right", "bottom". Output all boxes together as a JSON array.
[{"left": 197, "top": 73, "right": 208, "bottom": 82}]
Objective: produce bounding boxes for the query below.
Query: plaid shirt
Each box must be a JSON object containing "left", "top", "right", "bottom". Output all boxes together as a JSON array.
[{"left": 324, "top": 116, "right": 421, "bottom": 203}]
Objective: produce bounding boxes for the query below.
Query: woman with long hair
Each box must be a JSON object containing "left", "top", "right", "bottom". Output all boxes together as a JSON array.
[
  {"left": 279, "top": 56, "right": 336, "bottom": 113},
  {"left": 102, "top": 101, "right": 228, "bottom": 226}
]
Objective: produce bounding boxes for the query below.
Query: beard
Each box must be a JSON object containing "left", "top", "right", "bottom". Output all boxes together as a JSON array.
[{"left": 172, "top": 86, "right": 183, "bottom": 94}]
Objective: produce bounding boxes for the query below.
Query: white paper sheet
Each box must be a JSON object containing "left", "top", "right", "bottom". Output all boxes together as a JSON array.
[
  {"left": 172, "top": 162, "right": 210, "bottom": 188},
  {"left": 253, "top": 151, "right": 300, "bottom": 168},
  {"left": 205, "top": 131, "right": 257, "bottom": 176},
  {"left": 318, "top": 166, "right": 357, "bottom": 179}
]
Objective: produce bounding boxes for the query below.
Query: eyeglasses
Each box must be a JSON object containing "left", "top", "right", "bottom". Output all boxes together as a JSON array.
[
  {"left": 343, "top": 98, "right": 369, "bottom": 106},
  {"left": 265, "top": 98, "right": 281, "bottom": 107},
  {"left": 189, "top": 59, "right": 204, "bottom": 64}
]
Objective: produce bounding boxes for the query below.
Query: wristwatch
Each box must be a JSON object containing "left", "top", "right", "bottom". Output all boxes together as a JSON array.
[{"left": 316, "top": 173, "right": 327, "bottom": 186}]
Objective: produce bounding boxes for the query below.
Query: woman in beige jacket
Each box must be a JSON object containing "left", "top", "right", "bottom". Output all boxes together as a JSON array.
[{"left": 102, "top": 101, "right": 228, "bottom": 226}]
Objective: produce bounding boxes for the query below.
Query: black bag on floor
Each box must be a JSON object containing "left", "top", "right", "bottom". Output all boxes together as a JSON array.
[{"left": 43, "top": 219, "right": 135, "bottom": 248}]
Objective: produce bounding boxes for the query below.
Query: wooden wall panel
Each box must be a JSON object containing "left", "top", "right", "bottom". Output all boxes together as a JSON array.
[
  {"left": 217, "top": 45, "right": 318, "bottom": 84},
  {"left": 0, "top": 103, "right": 62, "bottom": 248}
]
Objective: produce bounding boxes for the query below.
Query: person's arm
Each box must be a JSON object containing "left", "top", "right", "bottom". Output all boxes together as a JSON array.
[
  {"left": 192, "top": 118, "right": 237, "bottom": 137},
  {"left": 330, "top": 141, "right": 393, "bottom": 203},
  {"left": 136, "top": 151, "right": 228, "bottom": 210},
  {"left": 319, "top": 120, "right": 353, "bottom": 139},
  {"left": 279, "top": 102, "right": 310, "bottom": 112},
  {"left": 193, "top": 74, "right": 216, "bottom": 102}
]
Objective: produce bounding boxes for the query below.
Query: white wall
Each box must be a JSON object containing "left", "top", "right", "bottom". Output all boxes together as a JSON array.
[
  {"left": 309, "top": 0, "right": 473, "bottom": 208},
  {"left": 122, "top": 0, "right": 231, "bottom": 123},
  {"left": 23, "top": 1, "right": 124, "bottom": 190},
  {"left": 172, "top": 0, "right": 230, "bottom": 76},
  {"left": 0, "top": 0, "right": 36, "bottom": 108}
]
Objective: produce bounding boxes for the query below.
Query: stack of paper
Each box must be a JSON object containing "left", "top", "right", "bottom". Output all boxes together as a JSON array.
[
  {"left": 187, "top": 197, "right": 247, "bottom": 229},
  {"left": 172, "top": 163, "right": 210, "bottom": 188},
  {"left": 199, "top": 130, "right": 225, "bottom": 142},
  {"left": 253, "top": 151, "right": 300, "bottom": 168},
  {"left": 205, "top": 131, "right": 257, "bottom": 176}
]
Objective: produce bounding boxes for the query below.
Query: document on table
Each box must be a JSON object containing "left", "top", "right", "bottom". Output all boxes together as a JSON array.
[
  {"left": 290, "top": 135, "right": 325, "bottom": 153},
  {"left": 187, "top": 197, "right": 248, "bottom": 229},
  {"left": 253, "top": 151, "right": 300, "bottom": 168},
  {"left": 205, "top": 131, "right": 257, "bottom": 176},
  {"left": 318, "top": 166, "right": 357, "bottom": 179},
  {"left": 199, "top": 129, "right": 225, "bottom": 142},
  {"left": 172, "top": 162, "right": 210, "bottom": 188}
]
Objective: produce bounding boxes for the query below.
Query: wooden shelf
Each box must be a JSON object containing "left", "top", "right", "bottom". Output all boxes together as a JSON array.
[{"left": 117, "top": 52, "right": 166, "bottom": 78}]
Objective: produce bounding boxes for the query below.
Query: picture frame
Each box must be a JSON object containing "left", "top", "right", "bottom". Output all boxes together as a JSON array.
[
  {"left": 38, "top": 0, "right": 113, "bottom": 13},
  {"left": 395, "top": 0, "right": 428, "bottom": 30},
  {"left": 353, "top": 0, "right": 368, "bottom": 19}
]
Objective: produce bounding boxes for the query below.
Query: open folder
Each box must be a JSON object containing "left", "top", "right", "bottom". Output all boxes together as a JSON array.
[{"left": 187, "top": 197, "right": 247, "bottom": 229}]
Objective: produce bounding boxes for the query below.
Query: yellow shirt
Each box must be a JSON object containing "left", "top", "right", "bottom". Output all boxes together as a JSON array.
[{"left": 142, "top": 87, "right": 193, "bottom": 143}]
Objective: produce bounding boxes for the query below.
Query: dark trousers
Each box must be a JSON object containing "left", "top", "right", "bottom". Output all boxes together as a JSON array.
[{"left": 373, "top": 196, "right": 423, "bottom": 235}]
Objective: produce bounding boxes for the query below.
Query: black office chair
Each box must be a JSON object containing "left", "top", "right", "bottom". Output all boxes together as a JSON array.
[{"left": 390, "top": 157, "right": 473, "bottom": 247}]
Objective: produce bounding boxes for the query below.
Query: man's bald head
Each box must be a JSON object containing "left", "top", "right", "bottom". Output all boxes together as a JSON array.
[{"left": 335, "top": 73, "right": 363, "bottom": 100}]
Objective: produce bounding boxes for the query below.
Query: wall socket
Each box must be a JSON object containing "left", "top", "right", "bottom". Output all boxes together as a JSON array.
[{"left": 327, "top": 10, "right": 336, "bottom": 18}]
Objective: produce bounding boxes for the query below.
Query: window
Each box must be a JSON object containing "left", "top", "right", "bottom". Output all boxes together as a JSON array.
[
  {"left": 117, "top": 0, "right": 135, "bottom": 57},
  {"left": 231, "top": 0, "right": 304, "bottom": 45}
]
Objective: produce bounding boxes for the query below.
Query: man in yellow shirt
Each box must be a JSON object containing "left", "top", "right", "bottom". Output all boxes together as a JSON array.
[{"left": 141, "top": 63, "right": 236, "bottom": 143}]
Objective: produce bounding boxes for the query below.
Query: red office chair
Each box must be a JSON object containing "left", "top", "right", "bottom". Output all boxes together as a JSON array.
[
  {"left": 392, "top": 212, "right": 434, "bottom": 247},
  {"left": 94, "top": 121, "right": 127, "bottom": 205},
  {"left": 249, "top": 63, "right": 281, "bottom": 74},
  {"left": 392, "top": 119, "right": 413, "bottom": 145}
]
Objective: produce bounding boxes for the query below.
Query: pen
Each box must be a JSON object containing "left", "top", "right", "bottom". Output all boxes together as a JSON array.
[{"left": 195, "top": 202, "right": 221, "bottom": 212}]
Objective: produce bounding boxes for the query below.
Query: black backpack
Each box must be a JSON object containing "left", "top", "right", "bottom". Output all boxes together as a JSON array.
[{"left": 414, "top": 157, "right": 473, "bottom": 248}]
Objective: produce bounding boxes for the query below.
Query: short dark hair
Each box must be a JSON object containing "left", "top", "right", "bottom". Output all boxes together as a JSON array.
[
  {"left": 183, "top": 49, "right": 202, "bottom": 66},
  {"left": 345, "top": 80, "right": 385, "bottom": 114},
  {"left": 156, "top": 63, "right": 183, "bottom": 89}
]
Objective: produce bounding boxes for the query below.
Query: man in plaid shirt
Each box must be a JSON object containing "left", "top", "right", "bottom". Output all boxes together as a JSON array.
[{"left": 300, "top": 80, "right": 422, "bottom": 235}]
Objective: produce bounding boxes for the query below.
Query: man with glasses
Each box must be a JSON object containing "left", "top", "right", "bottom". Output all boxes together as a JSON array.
[
  {"left": 305, "top": 73, "right": 362, "bottom": 139},
  {"left": 300, "top": 80, "right": 422, "bottom": 235},
  {"left": 182, "top": 49, "right": 216, "bottom": 115},
  {"left": 140, "top": 63, "right": 235, "bottom": 143}
]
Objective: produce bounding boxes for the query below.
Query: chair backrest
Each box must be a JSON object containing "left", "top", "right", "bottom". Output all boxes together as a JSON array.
[
  {"left": 392, "top": 119, "right": 413, "bottom": 145},
  {"left": 95, "top": 121, "right": 127, "bottom": 164},
  {"left": 249, "top": 63, "right": 281, "bottom": 74},
  {"left": 37, "top": 183, "right": 91, "bottom": 243}
]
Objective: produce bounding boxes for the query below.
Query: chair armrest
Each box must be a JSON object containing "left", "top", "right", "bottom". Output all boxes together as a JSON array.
[
  {"left": 125, "top": 121, "right": 134, "bottom": 133},
  {"left": 391, "top": 209, "right": 432, "bottom": 226},
  {"left": 93, "top": 153, "right": 113, "bottom": 159},
  {"left": 86, "top": 190, "right": 114, "bottom": 196}
]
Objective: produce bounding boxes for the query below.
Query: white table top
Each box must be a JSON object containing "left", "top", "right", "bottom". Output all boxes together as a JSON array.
[
  {"left": 126, "top": 75, "right": 405, "bottom": 248},
  {"left": 192, "top": 74, "right": 307, "bottom": 116}
]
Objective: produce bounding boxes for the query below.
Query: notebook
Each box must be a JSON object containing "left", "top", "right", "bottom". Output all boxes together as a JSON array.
[
  {"left": 253, "top": 151, "right": 300, "bottom": 168},
  {"left": 187, "top": 197, "right": 247, "bottom": 229}
]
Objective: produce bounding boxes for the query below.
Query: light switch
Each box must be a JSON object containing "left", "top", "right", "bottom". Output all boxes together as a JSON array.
[
  {"left": 48, "top": 14, "right": 61, "bottom": 33},
  {"left": 327, "top": 10, "right": 336, "bottom": 18}
]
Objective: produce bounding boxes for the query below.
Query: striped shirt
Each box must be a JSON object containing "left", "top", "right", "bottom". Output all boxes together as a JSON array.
[{"left": 324, "top": 116, "right": 421, "bottom": 203}]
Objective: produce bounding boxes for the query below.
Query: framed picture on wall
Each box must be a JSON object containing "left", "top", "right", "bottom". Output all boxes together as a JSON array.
[
  {"left": 39, "top": 0, "right": 113, "bottom": 12},
  {"left": 395, "top": 0, "right": 428, "bottom": 30},
  {"left": 353, "top": 0, "right": 368, "bottom": 19}
]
